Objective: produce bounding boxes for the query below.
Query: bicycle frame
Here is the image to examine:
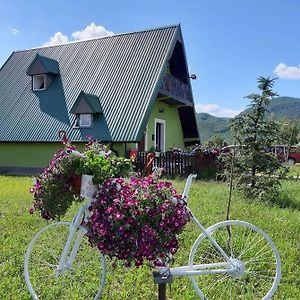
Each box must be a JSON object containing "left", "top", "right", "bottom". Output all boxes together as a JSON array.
[
  {"left": 56, "top": 204, "right": 89, "bottom": 277},
  {"left": 169, "top": 210, "right": 235, "bottom": 277},
  {"left": 159, "top": 174, "right": 236, "bottom": 278},
  {"left": 56, "top": 172, "right": 236, "bottom": 279}
]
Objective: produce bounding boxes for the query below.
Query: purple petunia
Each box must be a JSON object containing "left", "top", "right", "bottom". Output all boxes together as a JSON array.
[{"left": 84, "top": 175, "right": 191, "bottom": 268}]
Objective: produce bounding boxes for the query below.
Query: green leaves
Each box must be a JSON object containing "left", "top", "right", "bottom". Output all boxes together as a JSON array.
[
  {"left": 83, "top": 150, "right": 132, "bottom": 185},
  {"left": 229, "top": 76, "right": 286, "bottom": 200}
]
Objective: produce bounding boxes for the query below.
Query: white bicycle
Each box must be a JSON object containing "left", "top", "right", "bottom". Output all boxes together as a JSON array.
[{"left": 24, "top": 156, "right": 281, "bottom": 299}]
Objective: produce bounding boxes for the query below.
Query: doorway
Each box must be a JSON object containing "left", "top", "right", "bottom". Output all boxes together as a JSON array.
[{"left": 155, "top": 118, "right": 165, "bottom": 152}]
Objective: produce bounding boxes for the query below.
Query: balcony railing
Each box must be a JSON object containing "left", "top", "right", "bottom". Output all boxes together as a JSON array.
[{"left": 160, "top": 74, "right": 192, "bottom": 103}]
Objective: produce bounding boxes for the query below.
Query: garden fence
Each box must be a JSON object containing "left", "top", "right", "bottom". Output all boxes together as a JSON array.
[{"left": 133, "top": 152, "right": 217, "bottom": 178}]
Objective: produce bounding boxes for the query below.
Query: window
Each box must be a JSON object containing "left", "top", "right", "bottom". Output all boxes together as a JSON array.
[
  {"left": 79, "top": 114, "right": 92, "bottom": 127},
  {"left": 32, "top": 75, "right": 46, "bottom": 91}
]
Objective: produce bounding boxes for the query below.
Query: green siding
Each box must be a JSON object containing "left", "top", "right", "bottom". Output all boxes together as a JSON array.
[
  {"left": 146, "top": 100, "right": 184, "bottom": 151},
  {"left": 0, "top": 143, "right": 84, "bottom": 168}
]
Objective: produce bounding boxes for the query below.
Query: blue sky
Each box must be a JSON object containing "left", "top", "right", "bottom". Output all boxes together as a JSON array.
[{"left": 1, "top": 0, "right": 299, "bottom": 117}]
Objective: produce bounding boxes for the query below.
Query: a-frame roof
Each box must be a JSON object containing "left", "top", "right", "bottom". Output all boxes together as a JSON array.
[{"left": 0, "top": 25, "right": 194, "bottom": 142}]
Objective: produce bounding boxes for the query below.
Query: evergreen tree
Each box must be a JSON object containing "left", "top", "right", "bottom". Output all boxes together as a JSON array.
[{"left": 230, "top": 77, "right": 286, "bottom": 199}]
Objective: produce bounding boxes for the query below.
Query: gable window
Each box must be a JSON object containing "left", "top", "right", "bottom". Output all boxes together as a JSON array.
[
  {"left": 79, "top": 114, "right": 92, "bottom": 127},
  {"left": 33, "top": 75, "right": 46, "bottom": 91}
]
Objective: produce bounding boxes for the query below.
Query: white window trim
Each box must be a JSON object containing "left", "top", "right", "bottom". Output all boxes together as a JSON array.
[
  {"left": 79, "top": 114, "right": 92, "bottom": 128},
  {"left": 154, "top": 118, "right": 166, "bottom": 152},
  {"left": 32, "top": 74, "right": 46, "bottom": 91}
]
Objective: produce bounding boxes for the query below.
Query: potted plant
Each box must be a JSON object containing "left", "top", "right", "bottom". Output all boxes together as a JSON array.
[
  {"left": 29, "top": 145, "right": 84, "bottom": 220},
  {"left": 29, "top": 138, "right": 133, "bottom": 220},
  {"left": 84, "top": 173, "right": 191, "bottom": 267}
]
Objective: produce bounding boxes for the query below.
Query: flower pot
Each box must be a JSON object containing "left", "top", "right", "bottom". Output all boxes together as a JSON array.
[{"left": 70, "top": 175, "right": 82, "bottom": 195}]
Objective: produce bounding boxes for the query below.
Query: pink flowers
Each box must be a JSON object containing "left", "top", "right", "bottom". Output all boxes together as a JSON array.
[
  {"left": 85, "top": 175, "right": 191, "bottom": 268},
  {"left": 114, "top": 211, "right": 124, "bottom": 220}
]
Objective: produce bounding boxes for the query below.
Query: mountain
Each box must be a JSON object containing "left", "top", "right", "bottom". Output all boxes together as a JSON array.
[
  {"left": 196, "top": 113, "right": 232, "bottom": 144},
  {"left": 251, "top": 96, "right": 300, "bottom": 120},
  {"left": 197, "top": 96, "right": 300, "bottom": 144}
]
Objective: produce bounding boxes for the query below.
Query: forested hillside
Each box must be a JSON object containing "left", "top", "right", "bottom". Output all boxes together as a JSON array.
[{"left": 197, "top": 97, "right": 300, "bottom": 144}]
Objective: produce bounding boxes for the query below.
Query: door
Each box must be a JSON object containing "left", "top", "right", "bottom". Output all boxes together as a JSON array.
[{"left": 155, "top": 119, "right": 165, "bottom": 152}]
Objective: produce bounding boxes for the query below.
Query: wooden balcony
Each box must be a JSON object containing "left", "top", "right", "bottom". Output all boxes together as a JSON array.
[{"left": 159, "top": 74, "right": 193, "bottom": 106}]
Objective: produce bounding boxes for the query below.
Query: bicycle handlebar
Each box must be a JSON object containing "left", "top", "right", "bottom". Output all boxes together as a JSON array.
[{"left": 170, "top": 174, "right": 197, "bottom": 205}]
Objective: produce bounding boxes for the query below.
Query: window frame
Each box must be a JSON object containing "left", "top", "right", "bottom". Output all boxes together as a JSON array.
[
  {"left": 32, "top": 74, "right": 46, "bottom": 91},
  {"left": 78, "top": 114, "right": 92, "bottom": 128}
]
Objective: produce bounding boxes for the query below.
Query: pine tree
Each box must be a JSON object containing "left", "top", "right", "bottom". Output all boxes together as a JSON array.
[{"left": 230, "top": 77, "right": 286, "bottom": 199}]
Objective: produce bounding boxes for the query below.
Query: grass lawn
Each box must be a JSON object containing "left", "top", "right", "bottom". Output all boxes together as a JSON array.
[{"left": 0, "top": 176, "right": 299, "bottom": 299}]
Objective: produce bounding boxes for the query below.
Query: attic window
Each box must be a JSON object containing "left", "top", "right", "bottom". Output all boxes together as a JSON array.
[
  {"left": 71, "top": 91, "right": 102, "bottom": 129},
  {"left": 33, "top": 75, "right": 46, "bottom": 91},
  {"left": 27, "top": 54, "right": 60, "bottom": 91},
  {"left": 78, "top": 114, "right": 92, "bottom": 127}
]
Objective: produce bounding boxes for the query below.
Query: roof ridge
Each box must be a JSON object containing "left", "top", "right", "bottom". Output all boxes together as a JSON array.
[{"left": 14, "top": 24, "right": 180, "bottom": 53}]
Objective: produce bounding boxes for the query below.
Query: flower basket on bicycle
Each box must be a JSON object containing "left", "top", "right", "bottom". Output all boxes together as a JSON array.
[
  {"left": 84, "top": 175, "right": 191, "bottom": 267},
  {"left": 29, "top": 139, "right": 132, "bottom": 220}
]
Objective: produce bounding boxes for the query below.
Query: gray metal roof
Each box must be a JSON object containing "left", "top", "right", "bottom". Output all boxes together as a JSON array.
[{"left": 0, "top": 25, "right": 191, "bottom": 142}]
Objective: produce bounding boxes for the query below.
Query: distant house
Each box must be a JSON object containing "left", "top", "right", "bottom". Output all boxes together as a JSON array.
[{"left": 0, "top": 25, "right": 199, "bottom": 174}]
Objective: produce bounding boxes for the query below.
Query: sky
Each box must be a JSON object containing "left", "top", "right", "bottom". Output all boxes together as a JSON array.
[{"left": 1, "top": 0, "right": 299, "bottom": 118}]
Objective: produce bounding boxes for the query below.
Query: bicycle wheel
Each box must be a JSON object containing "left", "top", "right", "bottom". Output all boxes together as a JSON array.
[
  {"left": 24, "top": 222, "right": 106, "bottom": 300},
  {"left": 189, "top": 220, "right": 281, "bottom": 300}
]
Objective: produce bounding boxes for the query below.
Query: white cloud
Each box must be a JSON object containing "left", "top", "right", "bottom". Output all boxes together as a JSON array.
[
  {"left": 11, "top": 28, "right": 19, "bottom": 35},
  {"left": 195, "top": 104, "right": 241, "bottom": 118},
  {"left": 274, "top": 63, "right": 300, "bottom": 80},
  {"left": 43, "top": 23, "right": 114, "bottom": 47},
  {"left": 71, "top": 23, "right": 114, "bottom": 40},
  {"left": 43, "top": 32, "right": 69, "bottom": 46}
]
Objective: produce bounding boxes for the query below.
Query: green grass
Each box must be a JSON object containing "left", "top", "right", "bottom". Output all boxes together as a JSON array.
[
  {"left": 287, "top": 163, "right": 300, "bottom": 178},
  {"left": 0, "top": 176, "right": 299, "bottom": 299}
]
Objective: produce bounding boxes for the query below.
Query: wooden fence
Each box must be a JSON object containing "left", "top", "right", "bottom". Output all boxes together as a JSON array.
[{"left": 133, "top": 152, "right": 217, "bottom": 178}]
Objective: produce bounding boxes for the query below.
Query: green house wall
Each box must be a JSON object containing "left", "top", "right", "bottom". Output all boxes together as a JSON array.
[
  {"left": 0, "top": 143, "right": 89, "bottom": 172},
  {"left": 146, "top": 100, "right": 184, "bottom": 151}
]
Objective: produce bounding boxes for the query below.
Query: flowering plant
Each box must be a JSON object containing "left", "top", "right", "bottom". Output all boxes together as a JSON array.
[
  {"left": 29, "top": 144, "right": 84, "bottom": 220},
  {"left": 84, "top": 174, "right": 191, "bottom": 267},
  {"left": 29, "top": 139, "right": 133, "bottom": 220}
]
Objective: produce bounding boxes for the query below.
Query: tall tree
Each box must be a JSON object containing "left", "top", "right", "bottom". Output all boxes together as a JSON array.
[
  {"left": 230, "top": 77, "right": 285, "bottom": 199},
  {"left": 275, "top": 116, "right": 300, "bottom": 146}
]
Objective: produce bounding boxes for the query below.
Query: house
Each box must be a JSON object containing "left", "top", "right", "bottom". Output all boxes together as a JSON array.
[{"left": 0, "top": 25, "right": 199, "bottom": 174}]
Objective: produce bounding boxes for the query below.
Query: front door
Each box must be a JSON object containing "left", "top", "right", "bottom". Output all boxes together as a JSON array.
[{"left": 155, "top": 119, "right": 165, "bottom": 152}]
